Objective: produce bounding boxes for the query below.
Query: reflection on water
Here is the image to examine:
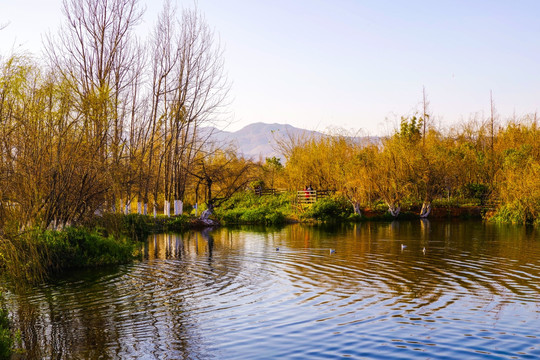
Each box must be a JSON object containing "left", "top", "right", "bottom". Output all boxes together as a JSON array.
[{"left": 4, "top": 221, "right": 540, "bottom": 359}]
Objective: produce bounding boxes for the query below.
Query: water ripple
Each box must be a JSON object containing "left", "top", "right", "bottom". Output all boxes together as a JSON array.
[{"left": 5, "top": 222, "right": 540, "bottom": 359}]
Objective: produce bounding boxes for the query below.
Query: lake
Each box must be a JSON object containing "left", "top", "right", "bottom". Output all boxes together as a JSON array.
[{"left": 4, "top": 220, "right": 540, "bottom": 359}]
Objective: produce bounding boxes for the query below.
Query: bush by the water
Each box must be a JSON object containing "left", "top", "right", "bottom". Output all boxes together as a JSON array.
[
  {"left": 0, "top": 304, "right": 11, "bottom": 360},
  {"left": 42, "top": 227, "right": 136, "bottom": 270},
  {"left": 491, "top": 202, "right": 540, "bottom": 226},
  {"left": 86, "top": 213, "right": 192, "bottom": 239},
  {"left": 302, "top": 196, "right": 352, "bottom": 222},
  {"left": 0, "top": 227, "right": 137, "bottom": 284},
  {"left": 216, "top": 192, "right": 292, "bottom": 225}
]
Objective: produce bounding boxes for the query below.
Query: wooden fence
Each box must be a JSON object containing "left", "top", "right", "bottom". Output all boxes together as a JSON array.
[
  {"left": 296, "top": 189, "right": 333, "bottom": 205},
  {"left": 253, "top": 188, "right": 334, "bottom": 205},
  {"left": 254, "top": 188, "right": 288, "bottom": 196}
]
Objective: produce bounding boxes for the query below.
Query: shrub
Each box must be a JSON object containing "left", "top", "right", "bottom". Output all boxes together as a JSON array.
[
  {"left": 0, "top": 306, "right": 12, "bottom": 360},
  {"left": 491, "top": 203, "right": 535, "bottom": 225},
  {"left": 304, "top": 196, "right": 352, "bottom": 222},
  {"left": 458, "top": 183, "right": 490, "bottom": 205},
  {"left": 0, "top": 227, "right": 137, "bottom": 284},
  {"left": 216, "top": 191, "right": 292, "bottom": 225},
  {"left": 164, "top": 215, "right": 190, "bottom": 232},
  {"left": 85, "top": 213, "right": 151, "bottom": 240}
]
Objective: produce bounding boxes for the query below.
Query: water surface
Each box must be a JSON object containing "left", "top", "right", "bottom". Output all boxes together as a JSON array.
[{"left": 6, "top": 220, "right": 540, "bottom": 359}]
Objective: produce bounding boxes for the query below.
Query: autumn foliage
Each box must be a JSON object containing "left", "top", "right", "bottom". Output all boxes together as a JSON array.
[{"left": 273, "top": 114, "right": 540, "bottom": 225}]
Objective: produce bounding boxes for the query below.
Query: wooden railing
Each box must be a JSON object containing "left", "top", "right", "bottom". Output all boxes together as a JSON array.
[
  {"left": 296, "top": 190, "right": 333, "bottom": 204},
  {"left": 252, "top": 188, "right": 334, "bottom": 205},
  {"left": 254, "top": 188, "right": 287, "bottom": 196}
]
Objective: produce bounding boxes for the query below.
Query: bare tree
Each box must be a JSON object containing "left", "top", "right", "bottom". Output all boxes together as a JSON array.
[
  {"left": 147, "top": 2, "right": 230, "bottom": 216},
  {"left": 45, "top": 0, "right": 144, "bottom": 212},
  {"left": 422, "top": 86, "right": 430, "bottom": 147}
]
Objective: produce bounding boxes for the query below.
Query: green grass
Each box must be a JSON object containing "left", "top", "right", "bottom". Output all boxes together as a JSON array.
[
  {"left": 490, "top": 203, "right": 539, "bottom": 225},
  {"left": 85, "top": 213, "right": 192, "bottom": 239},
  {"left": 0, "top": 297, "right": 12, "bottom": 360},
  {"left": 216, "top": 192, "right": 293, "bottom": 225},
  {"left": 301, "top": 196, "right": 352, "bottom": 222},
  {"left": 0, "top": 227, "right": 138, "bottom": 285}
]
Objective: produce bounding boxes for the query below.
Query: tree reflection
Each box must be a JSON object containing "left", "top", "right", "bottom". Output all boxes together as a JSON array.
[{"left": 5, "top": 222, "right": 540, "bottom": 358}]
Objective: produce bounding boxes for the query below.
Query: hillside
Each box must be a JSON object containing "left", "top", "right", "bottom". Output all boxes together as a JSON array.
[
  {"left": 205, "top": 122, "right": 322, "bottom": 161},
  {"left": 202, "top": 122, "right": 379, "bottom": 162}
]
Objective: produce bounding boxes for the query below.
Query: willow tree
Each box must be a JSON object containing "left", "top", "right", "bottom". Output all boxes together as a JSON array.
[
  {"left": 413, "top": 129, "right": 449, "bottom": 218},
  {"left": 362, "top": 118, "right": 421, "bottom": 218},
  {"left": 493, "top": 115, "right": 540, "bottom": 223},
  {"left": 0, "top": 55, "right": 107, "bottom": 229},
  {"left": 45, "top": 0, "right": 145, "bottom": 213},
  {"left": 190, "top": 148, "right": 255, "bottom": 218}
]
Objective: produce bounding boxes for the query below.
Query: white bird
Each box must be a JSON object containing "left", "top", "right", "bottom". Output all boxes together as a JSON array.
[
  {"left": 422, "top": 247, "right": 426, "bottom": 254},
  {"left": 401, "top": 244, "right": 407, "bottom": 251},
  {"left": 329, "top": 249, "right": 336, "bottom": 254}
]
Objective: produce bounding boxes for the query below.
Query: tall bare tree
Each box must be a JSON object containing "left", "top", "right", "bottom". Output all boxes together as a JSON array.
[
  {"left": 45, "top": 0, "right": 144, "bottom": 212},
  {"left": 148, "top": 2, "right": 230, "bottom": 216}
]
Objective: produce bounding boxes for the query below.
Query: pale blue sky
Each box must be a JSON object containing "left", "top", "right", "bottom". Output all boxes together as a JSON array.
[{"left": 2, "top": 0, "right": 539, "bottom": 135}]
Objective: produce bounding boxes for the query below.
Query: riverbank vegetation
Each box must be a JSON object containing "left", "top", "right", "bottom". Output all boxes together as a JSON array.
[
  {"left": 270, "top": 109, "right": 540, "bottom": 226},
  {"left": 0, "top": 300, "right": 11, "bottom": 360},
  {"left": 1, "top": 0, "right": 540, "bottom": 294}
]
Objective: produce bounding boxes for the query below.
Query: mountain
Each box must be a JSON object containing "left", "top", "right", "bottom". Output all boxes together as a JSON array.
[
  {"left": 205, "top": 122, "right": 322, "bottom": 161},
  {"left": 202, "top": 122, "right": 379, "bottom": 162}
]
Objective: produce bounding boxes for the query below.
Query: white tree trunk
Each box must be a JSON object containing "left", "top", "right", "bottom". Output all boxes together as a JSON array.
[
  {"left": 125, "top": 200, "right": 131, "bottom": 215},
  {"left": 420, "top": 202, "right": 432, "bottom": 218},
  {"left": 143, "top": 203, "right": 148, "bottom": 216},
  {"left": 200, "top": 203, "right": 216, "bottom": 224},
  {"left": 164, "top": 200, "right": 170, "bottom": 217},
  {"left": 353, "top": 202, "right": 361, "bottom": 216},
  {"left": 137, "top": 202, "right": 142, "bottom": 214},
  {"left": 200, "top": 209, "right": 212, "bottom": 220},
  {"left": 153, "top": 203, "right": 157, "bottom": 218},
  {"left": 388, "top": 204, "right": 401, "bottom": 217},
  {"left": 174, "top": 200, "right": 183, "bottom": 215}
]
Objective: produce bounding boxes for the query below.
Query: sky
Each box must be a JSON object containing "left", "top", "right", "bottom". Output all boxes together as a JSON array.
[{"left": 2, "top": 0, "right": 540, "bottom": 135}]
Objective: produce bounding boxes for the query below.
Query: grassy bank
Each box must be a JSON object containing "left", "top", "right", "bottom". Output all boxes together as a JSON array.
[
  {"left": 216, "top": 192, "right": 295, "bottom": 225},
  {"left": 0, "top": 212, "right": 217, "bottom": 285},
  {"left": 0, "top": 227, "right": 137, "bottom": 285},
  {"left": 489, "top": 203, "right": 540, "bottom": 226},
  {"left": 214, "top": 192, "right": 486, "bottom": 225},
  {"left": 0, "top": 301, "right": 11, "bottom": 360}
]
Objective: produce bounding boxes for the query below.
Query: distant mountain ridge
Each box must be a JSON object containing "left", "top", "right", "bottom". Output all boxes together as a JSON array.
[
  {"left": 204, "top": 122, "right": 322, "bottom": 161},
  {"left": 203, "top": 122, "right": 379, "bottom": 162}
]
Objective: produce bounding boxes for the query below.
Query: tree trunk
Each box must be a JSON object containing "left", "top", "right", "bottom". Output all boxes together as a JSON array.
[
  {"left": 200, "top": 202, "right": 213, "bottom": 220},
  {"left": 388, "top": 203, "right": 401, "bottom": 217},
  {"left": 353, "top": 201, "right": 361, "bottom": 216},
  {"left": 420, "top": 201, "right": 432, "bottom": 218},
  {"left": 174, "top": 200, "right": 183, "bottom": 215},
  {"left": 199, "top": 202, "right": 218, "bottom": 225},
  {"left": 164, "top": 200, "right": 170, "bottom": 217}
]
